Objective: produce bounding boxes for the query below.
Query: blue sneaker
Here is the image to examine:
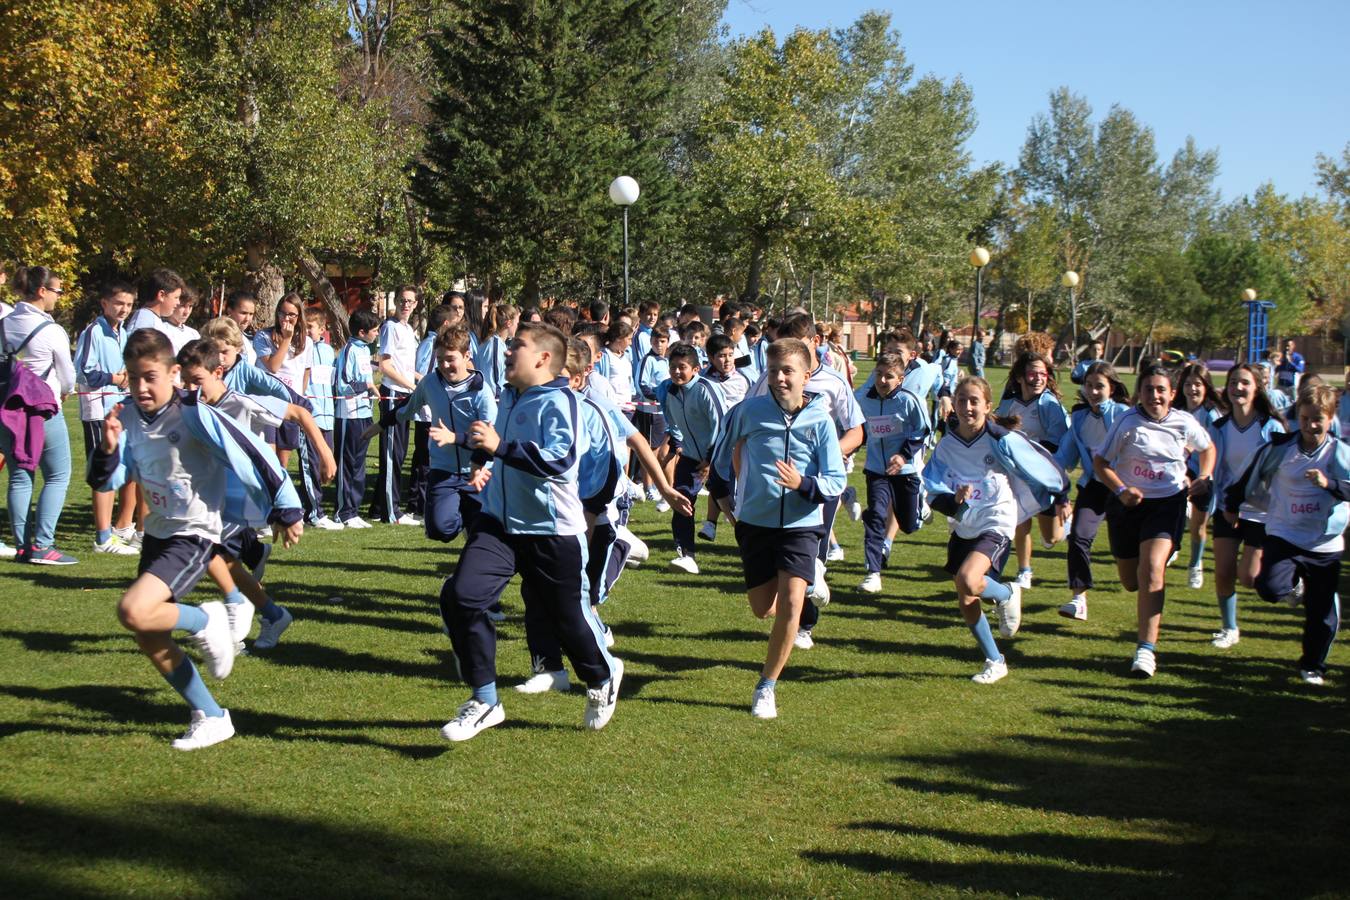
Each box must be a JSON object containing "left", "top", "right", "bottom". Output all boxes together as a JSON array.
[{"left": 28, "top": 546, "right": 78, "bottom": 566}]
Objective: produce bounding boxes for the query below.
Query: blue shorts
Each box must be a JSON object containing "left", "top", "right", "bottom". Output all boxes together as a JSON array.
[
  {"left": 734, "top": 522, "right": 823, "bottom": 589},
  {"left": 138, "top": 534, "right": 217, "bottom": 601},
  {"left": 945, "top": 531, "right": 1011, "bottom": 577}
]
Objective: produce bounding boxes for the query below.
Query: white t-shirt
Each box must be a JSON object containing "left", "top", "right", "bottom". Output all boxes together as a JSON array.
[
  {"left": 1218, "top": 417, "right": 1281, "bottom": 523},
  {"left": 1098, "top": 407, "right": 1212, "bottom": 499},
  {"left": 933, "top": 428, "right": 1018, "bottom": 540},
  {"left": 1267, "top": 438, "right": 1344, "bottom": 553},
  {"left": 253, "top": 329, "right": 313, "bottom": 393},
  {"left": 377, "top": 319, "right": 417, "bottom": 397},
  {"left": 601, "top": 348, "right": 634, "bottom": 401},
  {"left": 125, "top": 307, "right": 177, "bottom": 342},
  {"left": 166, "top": 322, "right": 200, "bottom": 356}
]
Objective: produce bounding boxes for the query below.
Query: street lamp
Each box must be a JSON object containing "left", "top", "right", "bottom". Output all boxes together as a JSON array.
[
  {"left": 608, "top": 176, "right": 640, "bottom": 307},
  {"left": 969, "top": 247, "right": 990, "bottom": 336},
  {"left": 1062, "top": 270, "right": 1080, "bottom": 353}
]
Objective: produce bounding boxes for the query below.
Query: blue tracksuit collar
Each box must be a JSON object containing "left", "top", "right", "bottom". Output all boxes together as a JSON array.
[
  {"left": 865, "top": 383, "right": 903, "bottom": 401},
  {"left": 438, "top": 368, "right": 485, "bottom": 392}
]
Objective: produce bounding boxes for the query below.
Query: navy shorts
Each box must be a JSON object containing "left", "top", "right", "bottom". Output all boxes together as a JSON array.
[
  {"left": 81, "top": 420, "right": 103, "bottom": 467},
  {"left": 218, "top": 521, "right": 269, "bottom": 572},
  {"left": 945, "top": 531, "right": 1012, "bottom": 576},
  {"left": 137, "top": 534, "right": 217, "bottom": 601},
  {"left": 276, "top": 419, "right": 303, "bottom": 451},
  {"left": 734, "top": 522, "right": 823, "bottom": 589},
  {"left": 1107, "top": 490, "right": 1187, "bottom": 559},
  {"left": 1212, "top": 513, "right": 1265, "bottom": 548}
]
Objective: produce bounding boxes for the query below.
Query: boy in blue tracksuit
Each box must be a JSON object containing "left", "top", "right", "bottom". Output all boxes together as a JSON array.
[
  {"left": 332, "top": 310, "right": 381, "bottom": 527},
  {"left": 74, "top": 280, "right": 138, "bottom": 554},
  {"left": 637, "top": 329, "right": 671, "bottom": 501},
  {"left": 712, "top": 338, "right": 846, "bottom": 719},
  {"left": 855, "top": 352, "right": 930, "bottom": 594},
  {"left": 379, "top": 324, "right": 496, "bottom": 543},
  {"left": 408, "top": 305, "right": 457, "bottom": 520},
  {"left": 301, "top": 307, "right": 340, "bottom": 529},
  {"left": 88, "top": 329, "right": 303, "bottom": 750},
  {"left": 438, "top": 322, "right": 621, "bottom": 742},
  {"left": 658, "top": 341, "right": 726, "bottom": 573},
  {"left": 1225, "top": 384, "right": 1350, "bottom": 684}
]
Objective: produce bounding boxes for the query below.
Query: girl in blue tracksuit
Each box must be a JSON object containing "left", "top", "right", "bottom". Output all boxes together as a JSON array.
[
  {"left": 1224, "top": 384, "right": 1350, "bottom": 684},
  {"left": 658, "top": 341, "right": 725, "bottom": 573},
  {"left": 996, "top": 351, "right": 1069, "bottom": 589},
  {"left": 1178, "top": 362, "right": 1229, "bottom": 589},
  {"left": 854, "top": 352, "right": 929, "bottom": 594},
  {"left": 1208, "top": 362, "right": 1286, "bottom": 649},
  {"left": 1053, "top": 361, "right": 1131, "bottom": 621},
  {"left": 711, "top": 338, "right": 845, "bottom": 720},
  {"left": 636, "top": 330, "right": 671, "bottom": 499},
  {"left": 925, "top": 375, "right": 1070, "bottom": 685}
]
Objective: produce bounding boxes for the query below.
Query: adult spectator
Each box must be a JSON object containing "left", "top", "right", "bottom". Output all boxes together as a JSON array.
[
  {"left": 1275, "top": 338, "right": 1304, "bottom": 397},
  {"left": 969, "top": 328, "right": 986, "bottom": 378}
]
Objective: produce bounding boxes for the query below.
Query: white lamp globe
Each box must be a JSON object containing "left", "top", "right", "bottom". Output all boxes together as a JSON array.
[
  {"left": 1062, "top": 270, "right": 1080, "bottom": 288},
  {"left": 969, "top": 247, "right": 990, "bottom": 268},
  {"left": 1241, "top": 288, "right": 1257, "bottom": 302},
  {"left": 609, "top": 176, "right": 640, "bottom": 206}
]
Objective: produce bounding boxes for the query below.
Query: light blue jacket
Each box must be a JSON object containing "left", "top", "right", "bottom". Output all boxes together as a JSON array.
[
  {"left": 1224, "top": 430, "right": 1350, "bottom": 547},
  {"left": 1054, "top": 400, "right": 1130, "bottom": 488},
  {"left": 473, "top": 334, "right": 509, "bottom": 399},
  {"left": 637, "top": 350, "right": 669, "bottom": 402},
  {"left": 475, "top": 377, "right": 587, "bottom": 536},
  {"left": 73, "top": 315, "right": 128, "bottom": 420},
  {"left": 1208, "top": 413, "right": 1286, "bottom": 501},
  {"left": 575, "top": 390, "right": 624, "bottom": 514},
  {"left": 223, "top": 358, "right": 290, "bottom": 404},
  {"left": 855, "top": 383, "right": 929, "bottom": 476},
  {"left": 711, "top": 392, "right": 846, "bottom": 529},
  {"left": 394, "top": 369, "right": 497, "bottom": 474},
  {"left": 334, "top": 339, "right": 374, "bottom": 420},
  {"left": 308, "top": 339, "right": 336, "bottom": 430},
  {"left": 658, "top": 373, "right": 725, "bottom": 464},
  {"left": 924, "top": 421, "right": 1069, "bottom": 524},
  {"left": 996, "top": 391, "right": 1070, "bottom": 450}
]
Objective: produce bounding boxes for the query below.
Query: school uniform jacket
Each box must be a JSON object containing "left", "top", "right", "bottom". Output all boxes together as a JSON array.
[
  {"left": 924, "top": 420, "right": 1069, "bottom": 529},
  {"left": 392, "top": 370, "right": 497, "bottom": 475},
  {"left": 73, "top": 315, "right": 128, "bottom": 421},
  {"left": 996, "top": 391, "right": 1069, "bottom": 451},
  {"left": 658, "top": 373, "right": 725, "bottom": 465},
  {"left": 1054, "top": 400, "right": 1130, "bottom": 487},
  {"left": 854, "top": 383, "right": 929, "bottom": 477},
  {"left": 1224, "top": 430, "right": 1350, "bottom": 552},
  {"left": 711, "top": 392, "right": 846, "bottom": 529}
]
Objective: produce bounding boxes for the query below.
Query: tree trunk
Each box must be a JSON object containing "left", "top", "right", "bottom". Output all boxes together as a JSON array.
[
  {"left": 401, "top": 191, "right": 428, "bottom": 295},
  {"left": 244, "top": 241, "right": 285, "bottom": 325},
  {"left": 910, "top": 296, "right": 927, "bottom": 335},
  {"left": 741, "top": 231, "right": 769, "bottom": 303},
  {"left": 1026, "top": 288, "right": 1034, "bottom": 335},
  {"left": 295, "top": 251, "right": 351, "bottom": 345},
  {"left": 521, "top": 265, "right": 541, "bottom": 309}
]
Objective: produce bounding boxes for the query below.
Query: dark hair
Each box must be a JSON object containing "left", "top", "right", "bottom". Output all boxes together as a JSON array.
[
  {"left": 427, "top": 303, "right": 457, "bottom": 336},
  {"left": 1178, "top": 362, "right": 1228, "bottom": 415},
  {"left": 465, "top": 291, "right": 489, "bottom": 341},
  {"left": 667, "top": 341, "right": 700, "bottom": 367},
  {"left": 487, "top": 302, "right": 519, "bottom": 336},
  {"left": 720, "top": 301, "right": 744, "bottom": 321},
  {"left": 945, "top": 340, "right": 961, "bottom": 354},
  {"left": 677, "top": 304, "right": 700, "bottom": 319},
  {"left": 516, "top": 322, "right": 568, "bottom": 375},
  {"left": 874, "top": 351, "right": 904, "bottom": 373},
  {"left": 395, "top": 284, "right": 418, "bottom": 299},
  {"left": 349, "top": 309, "right": 380, "bottom": 336},
  {"left": 520, "top": 306, "right": 542, "bottom": 323},
  {"left": 604, "top": 320, "right": 633, "bottom": 345},
  {"left": 100, "top": 280, "right": 137, "bottom": 302},
  {"left": 1007, "top": 351, "right": 1062, "bottom": 400},
  {"left": 13, "top": 265, "right": 58, "bottom": 300},
  {"left": 274, "top": 292, "right": 307, "bottom": 353},
  {"left": 706, "top": 333, "right": 734, "bottom": 357},
  {"left": 139, "top": 268, "right": 186, "bottom": 308},
  {"left": 544, "top": 307, "right": 575, "bottom": 336},
  {"left": 1134, "top": 363, "right": 1179, "bottom": 405},
  {"left": 125, "top": 328, "right": 176, "bottom": 368},
  {"left": 638, "top": 300, "right": 660, "bottom": 317},
  {"left": 225, "top": 289, "right": 256, "bottom": 311},
  {"left": 955, "top": 375, "right": 1021, "bottom": 430},
  {"left": 441, "top": 287, "right": 465, "bottom": 305},
  {"left": 434, "top": 324, "right": 471, "bottom": 355},
  {"left": 587, "top": 300, "right": 610, "bottom": 323},
  {"left": 177, "top": 338, "right": 223, "bottom": 372},
  {"left": 776, "top": 313, "right": 814, "bottom": 340},
  {"left": 1073, "top": 361, "right": 1130, "bottom": 409},
  {"left": 678, "top": 320, "right": 707, "bottom": 340},
  {"left": 744, "top": 323, "right": 760, "bottom": 340},
  {"left": 650, "top": 328, "right": 670, "bottom": 344},
  {"left": 1225, "top": 363, "right": 1285, "bottom": 427}
]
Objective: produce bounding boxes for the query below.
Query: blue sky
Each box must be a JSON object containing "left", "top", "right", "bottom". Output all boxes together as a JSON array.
[{"left": 720, "top": 0, "right": 1349, "bottom": 202}]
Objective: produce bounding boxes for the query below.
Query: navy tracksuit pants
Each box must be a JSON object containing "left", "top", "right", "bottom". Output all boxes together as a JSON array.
[
  {"left": 299, "top": 428, "right": 332, "bottom": 523},
  {"left": 1067, "top": 479, "right": 1110, "bottom": 591},
  {"left": 333, "top": 417, "right": 371, "bottom": 523},
  {"left": 424, "top": 469, "right": 481, "bottom": 543},
  {"left": 862, "top": 470, "right": 922, "bottom": 573},
  {"left": 441, "top": 515, "right": 615, "bottom": 690},
  {"left": 406, "top": 421, "right": 431, "bottom": 516},
  {"left": 671, "top": 455, "right": 703, "bottom": 556},
  {"left": 1255, "top": 535, "right": 1341, "bottom": 675},
  {"left": 372, "top": 397, "right": 409, "bottom": 522}
]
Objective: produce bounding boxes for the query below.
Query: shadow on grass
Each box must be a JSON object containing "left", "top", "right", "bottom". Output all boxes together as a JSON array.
[{"left": 0, "top": 799, "right": 770, "bottom": 897}]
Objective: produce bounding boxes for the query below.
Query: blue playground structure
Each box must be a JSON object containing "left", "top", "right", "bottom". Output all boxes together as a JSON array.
[{"left": 1244, "top": 296, "right": 1276, "bottom": 363}]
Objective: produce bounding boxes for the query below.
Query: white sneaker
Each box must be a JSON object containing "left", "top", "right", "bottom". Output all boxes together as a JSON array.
[
  {"left": 841, "top": 487, "right": 862, "bottom": 522},
  {"left": 1015, "top": 569, "right": 1033, "bottom": 590},
  {"left": 0, "top": 542, "right": 15, "bottom": 559},
  {"left": 113, "top": 525, "right": 139, "bottom": 547},
  {"left": 313, "top": 516, "right": 345, "bottom": 531},
  {"left": 645, "top": 486, "right": 660, "bottom": 502},
  {"left": 626, "top": 482, "right": 644, "bottom": 503},
  {"left": 251, "top": 542, "right": 271, "bottom": 582},
  {"left": 516, "top": 669, "right": 570, "bottom": 694},
  {"left": 750, "top": 683, "right": 777, "bottom": 719},
  {"left": 920, "top": 501, "right": 932, "bottom": 524},
  {"left": 603, "top": 625, "right": 615, "bottom": 649},
  {"left": 252, "top": 606, "right": 293, "bottom": 650},
  {"left": 583, "top": 658, "right": 623, "bottom": 730},
  {"left": 859, "top": 572, "right": 882, "bottom": 594},
  {"left": 94, "top": 536, "right": 137, "bottom": 556},
  {"left": 1188, "top": 566, "right": 1204, "bottom": 589},
  {"left": 1131, "top": 646, "right": 1157, "bottom": 678},
  {"left": 225, "top": 599, "right": 255, "bottom": 644},
  {"left": 1301, "top": 669, "right": 1326, "bottom": 686},
  {"left": 972, "top": 656, "right": 1008, "bottom": 684},
  {"left": 654, "top": 499, "right": 671, "bottom": 513},
  {"left": 698, "top": 521, "right": 717, "bottom": 541},
  {"left": 440, "top": 700, "right": 505, "bottom": 741},
  {"left": 189, "top": 602, "right": 235, "bottom": 680},
  {"left": 806, "top": 558, "right": 830, "bottom": 607},
  {"left": 826, "top": 544, "right": 845, "bottom": 562},
  {"left": 615, "top": 524, "right": 648, "bottom": 567},
  {"left": 1166, "top": 550, "right": 1178, "bottom": 567},
  {"left": 668, "top": 553, "right": 699, "bottom": 575},
  {"left": 396, "top": 513, "right": 422, "bottom": 526},
  {"left": 793, "top": 629, "right": 814, "bottom": 650},
  {"left": 1287, "top": 580, "right": 1305, "bottom": 608},
  {"left": 344, "top": 516, "right": 374, "bottom": 529},
  {"left": 1058, "top": 596, "right": 1088, "bottom": 621},
  {"left": 1211, "top": 628, "right": 1240, "bottom": 649},
  {"left": 171, "top": 709, "right": 235, "bottom": 751},
  {"left": 997, "top": 583, "right": 1023, "bottom": 638}
]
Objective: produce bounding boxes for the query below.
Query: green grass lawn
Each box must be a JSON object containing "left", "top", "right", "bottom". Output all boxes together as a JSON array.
[{"left": 2, "top": 373, "right": 1349, "bottom": 897}]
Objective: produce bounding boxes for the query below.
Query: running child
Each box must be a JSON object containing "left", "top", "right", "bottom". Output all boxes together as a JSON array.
[
  {"left": 333, "top": 309, "right": 381, "bottom": 528},
  {"left": 74, "top": 281, "right": 138, "bottom": 555},
  {"left": 1054, "top": 362, "right": 1132, "bottom": 621},
  {"left": 924, "top": 376, "right": 1069, "bottom": 683},
  {"left": 1226, "top": 383, "right": 1350, "bottom": 683},
  {"left": 88, "top": 329, "right": 303, "bottom": 750},
  {"left": 855, "top": 352, "right": 929, "bottom": 594},
  {"left": 1207, "top": 363, "right": 1286, "bottom": 648},
  {"left": 1093, "top": 364, "right": 1216, "bottom": 677},
  {"left": 1178, "top": 362, "right": 1228, "bottom": 589},
  {"left": 697, "top": 332, "right": 753, "bottom": 542},
  {"left": 437, "top": 322, "right": 621, "bottom": 741},
  {"left": 997, "top": 352, "right": 1069, "bottom": 588},
  {"left": 711, "top": 338, "right": 846, "bottom": 718},
  {"left": 408, "top": 304, "right": 460, "bottom": 522},
  {"left": 658, "top": 341, "right": 726, "bottom": 574}
]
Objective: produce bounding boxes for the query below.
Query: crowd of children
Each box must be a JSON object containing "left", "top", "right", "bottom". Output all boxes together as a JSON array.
[{"left": 1, "top": 266, "right": 1347, "bottom": 750}]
